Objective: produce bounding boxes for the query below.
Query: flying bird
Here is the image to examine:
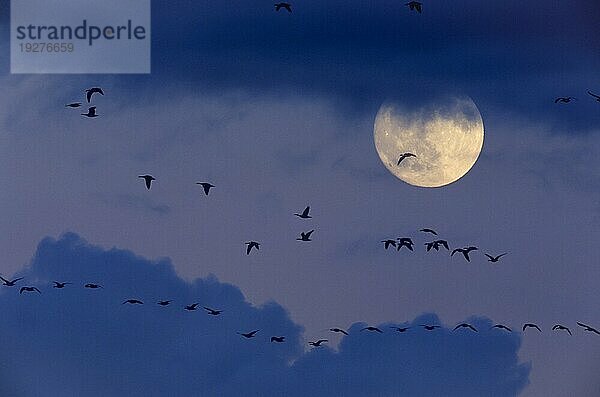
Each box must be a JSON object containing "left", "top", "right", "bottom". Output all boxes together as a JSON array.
[
  {"left": 203, "top": 306, "right": 223, "bottom": 316},
  {"left": 390, "top": 326, "right": 410, "bottom": 333},
  {"left": 491, "top": 324, "right": 512, "bottom": 332},
  {"left": 361, "top": 326, "right": 383, "bottom": 333},
  {"left": 421, "top": 324, "right": 441, "bottom": 331},
  {"left": 138, "top": 174, "right": 155, "bottom": 190},
  {"left": 271, "top": 336, "right": 286, "bottom": 343},
  {"left": 381, "top": 239, "right": 397, "bottom": 250},
  {"left": 329, "top": 327, "right": 349, "bottom": 335},
  {"left": 238, "top": 330, "right": 259, "bottom": 338},
  {"left": 84, "top": 283, "right": 103, "bottom": 289},
  {"left": 523, "top": 323, "right": 542, "bottom": 332},
  {"left": 397, "top": 152, "right": 417, "bottom": 165},
  {"left": 554, "top": 97, "right": 576, "bottom": 103},
  {"left": 552, "top": 324, "right": 572, "bottom": 335},
  {"left": 85, "top": 87, "right": 104, "bottom": 103},
  {"left": 420, "top": 228, "right": 438, "bottom": 236},
  {"left": 52, "top": 281, "right": 71, "bottom": 289},
  {"left": 184, "top": 303, "right": 199, "bottom": 311},
  {"left": 123, "top": 299, "right": 143, "bottom": 305},
  {"left": 65, "top": 102, "right": 82, "bottom": 108},
  {"left": 309, "top": 339, "right": 328, "bottom": 347},
  {"left": 196, "top": 182, "right": 215, "bottom": 196},
  {"left": 81, "top": 106, "right": 98, "bottom": 118},
  {"left": 297, "top": 230, "right": 314, "bottom": 242},
  {"left": 454, "top": 323, "right": 478, "bottom": 332},
  {"left": 294, "top": 206, "right": 312, "bottom": 219},
  {"left": 405, "top": 1, "right": 422, "bottom": 13},
  {"left": 20, "top": 286, "right": 41, "bottom": 294},
  {"left": 245, "top": 241, "right": 260, "bottom": 255},
  {"left": 451, "top": 246, "right": 478, "bottom": 262},
  {"left": 157, "top": 300, "right": 172, "bottom": 306},
  {"left": 274, "top": 2, "right": 292, "bottom": 12},
  {"left": 425, "top": 240, "right": 449, "bottom": 251},
  {"left": 485, "top": 253, "right": 507, "bottom": 262},
  {"left": 397, "top": 237, "right": 414, "bottom": 251},
  {"left": 0, "top": 276, "right": 24, "bottom": 286},
  {"left": 587, "top": 91, "right": 600, "bottom": 102},
  {"left": 577, "top": 322, "right": 600, "bottom": 335}
]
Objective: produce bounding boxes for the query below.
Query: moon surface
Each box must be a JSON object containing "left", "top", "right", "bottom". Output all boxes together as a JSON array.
[{"left": 373, "top": 97, "right": 484, "bottom": 187}]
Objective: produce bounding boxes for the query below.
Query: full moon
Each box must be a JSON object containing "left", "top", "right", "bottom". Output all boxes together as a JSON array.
[{"left": 373, "top": 97, "right": 484, "bottom": 187}]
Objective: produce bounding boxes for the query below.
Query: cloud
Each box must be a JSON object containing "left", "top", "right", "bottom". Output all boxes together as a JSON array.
[{"left": 0, "top": 233, "right": 529, "bottom": 396}]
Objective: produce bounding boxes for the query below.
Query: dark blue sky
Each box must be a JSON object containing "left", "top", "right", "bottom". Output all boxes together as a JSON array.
[{"left": 0, "top": 1, "right": 598, "bottom": 396}]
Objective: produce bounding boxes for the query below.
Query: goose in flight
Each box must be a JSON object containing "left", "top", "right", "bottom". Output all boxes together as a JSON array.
[
  {"left": 491, "top": 324, "right": 512, "bottom": 332},
  {"left": 587, "top": 91, "right": 600, "bottom": 102},
  {"left": 425, "top": 240, "right": 449, "bottom": 251},
  {"left": 485, "top": 253, "right": 507, "bottom": 262},
  {"left": 361, "top": 326, "right": 383, "bottom": 333},
  {"left": 294, "top": 206, "right": 312, "bottom": 219},
  {"left": 245, "top": 241, "right": 260, "bottom": 255},
  {"left": 138, "top": 174, "right": 155, "bottom": 190},
  {"left": 309, "top": 339, "right": 328, "bottom": 347},
  {"left": 405, "top": 1, "right": 422, "bottom": 13},
  {"left": 271, "top": 336, "right": 286, "bottom": 343},
  {"left": 52, "top": 281, "right": 71, "bottom": 289},
  {"left": 85, "top": 87, "right": 104, "bottom": 103},
  {"left": 381, "top": 239, "right": 397, "bottom": 250},
  {"left": 123, "top": 299, "right": 143, "bottom": 305},
  {"left": 157, "top": 300, "right": 172, "bottom": 306},
  {"left": 84, "top": 283, "right": 103, "bottom": 289},
  {"left": 0, "top": 276, "right": 24, "bottom": 286},
  {"left": 421, "top": 324, "right": 441, "bottom": 331},
  {"left": 297, "top": 230, "right": 314, "bottom": 242},
  {"left": 552, "top": 324, "right": 572, "bottom": 335},
  {"left": 390, "top": 326, "right": 410, "bottom": 333},
  {"left": 451, "top": 246, "right": 478, "bottom": 262},
  {"left": 577, "top": 322, "right": 600, "bottom": 335},
  {"left": 397, "top": 152, "right": 417, "bottom": 165},
  {"left": 454, "top": 323, "right": 478, "bottom": 332},
  {"left": 20, "top": 286, "right": 41, "bottom": 294},
  {"left": 238, "top": 330, "right": 259, "bottom": 339},
  {"left": 184, "top": 303, "right": 199, "bottom": 311},
  {"left": 554, "top": 97, "right": 576, "bottom": 103},
  {"left": 397, "top": 237, "right": 414, "bottom": 251},
  {"left": 196, "top": 182, "right": 214, "bottom": 196},
  {"left": 329, "top": 327, "right": 349, "bottom": 335},
  {"left": 203, "top": 307, "right": 223, "bottom": 316},
  {"left": 65, "top": 102, "right": 82, "bottom": 108},
  {"left": 274, "top": 2, "right": 292, "bottom": 12},
  {"left": 81, "top": 106, "right": 98, "bottom": 118},
  {"left": 523, "top": 323, "right": 542, "bottom": 332},
  {"left": 420, "top": 228, "right": 438, "bottom": 236}
]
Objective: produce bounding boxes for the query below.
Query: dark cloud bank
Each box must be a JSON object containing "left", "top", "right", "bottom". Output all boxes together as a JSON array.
[{"left": 0, "top": 233, "right": 529, "bottom": 396}]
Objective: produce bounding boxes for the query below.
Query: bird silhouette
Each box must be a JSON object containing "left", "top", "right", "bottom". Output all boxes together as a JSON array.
[
  {"left": 361, "top": 326, "right": 383, "bottom": 333},
  {"left": 81, "top": 106, "right": 98, "bottom": 118},
  {"left": 157, "top": 300, "right": 172, "bottom": 306},
  {"left": 309, "top": 339, "right": 328, "bottom": 347},
  {"left": 274, "top": 2, "right": 292, "bottom": 12},
  {"left": 554, "top": 97, "right": 576, "bottom": 103},
  {"left": 523, "top": 323, "right": 542, "bottom": 332},
  {"left": 454, "top": 323, "right": 478, "bottom": 332},
  {"left": 390, "top": 326, "right": 410, "bottom": 333},
  {"left": 203, "top": 306, "right": 222, "bottom": 316},
  {"left": 238, "top": 330, "right": 259, "bottom": 338},
  {"left": 294, "top": 206, "right": 312, "bottom": 219},
  {"left": 123, "top": 299, "right": 143, "bottom": 305},
  {"left": 52, "top": 281, "right": 71, "bottom": 289},
  {"left": 451, "top": 246, "right": 478, "bottom": 262},
  {"left": 485, "top": 253, "right": 507, "bottom": 262},
  {"left": 577, "top": 322, "right": 600, "bottom": 335},
  {"left": 245, "top": 241, "right": 260, "bottom": 255},
  {"left": 491, "top": 324, "right": 512, "bottom": 332},
  {"left": 425, "top": 240, "right": 449, "bottom": 251},
  {"left": 65, "top": 102, "right": 82, "bottom": 108},
  {"left": 297, "top": 230, "right": 314, "bottom": 241},
  {"left": 138, "top": 175, "right": 155, "bottom": 190},
  {"left": 421, "top": 324, "right": 441, "bottom": 331},
  {"left": 420, "top": 228, "right": 438, "bottom": 236},
  {"left": 196, "top": 182, "right": 215, "bottom": 196},
  {"left": 329, "top": 327, "right": 349, "bottom": 335},
  {"left": 184, "top": 303, "right": 199, "bottom": 311},
  {"left": 20, "top": 286, "right": 41, "bottom": 294},
  {"left": 397, "top": 152, "right": 417, "bottom": 165},
  {"left": 84, "top": 283, "right": 103, "bottom": 289},
  {"left": 0, "top": 276, "right": 24, "bottom": 286},
  {"left": 85, "top": 87, "right": 104, "bottom": 103},
  {"left": 397, "top": 237, "right": 414, "bottom": 251},
  {"left": 271, "top": 336, "right": 286, "bottom": 343},
  {"left": 406, "top": 1, "right": 422, "bottom": 13},
  {"left": 381, "top": 239, "right": 397, "bottom": 249},
  {"left": 552, "top": 324, "right": 572, "bottom": 335},
  {"left": 587, "top": 91, "right": 600, "bottom": 102}
]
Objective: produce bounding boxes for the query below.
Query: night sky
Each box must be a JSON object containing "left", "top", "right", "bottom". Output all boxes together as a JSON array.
[{"left": 0, "top": 1, "right": 598, "bottom": 396}]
